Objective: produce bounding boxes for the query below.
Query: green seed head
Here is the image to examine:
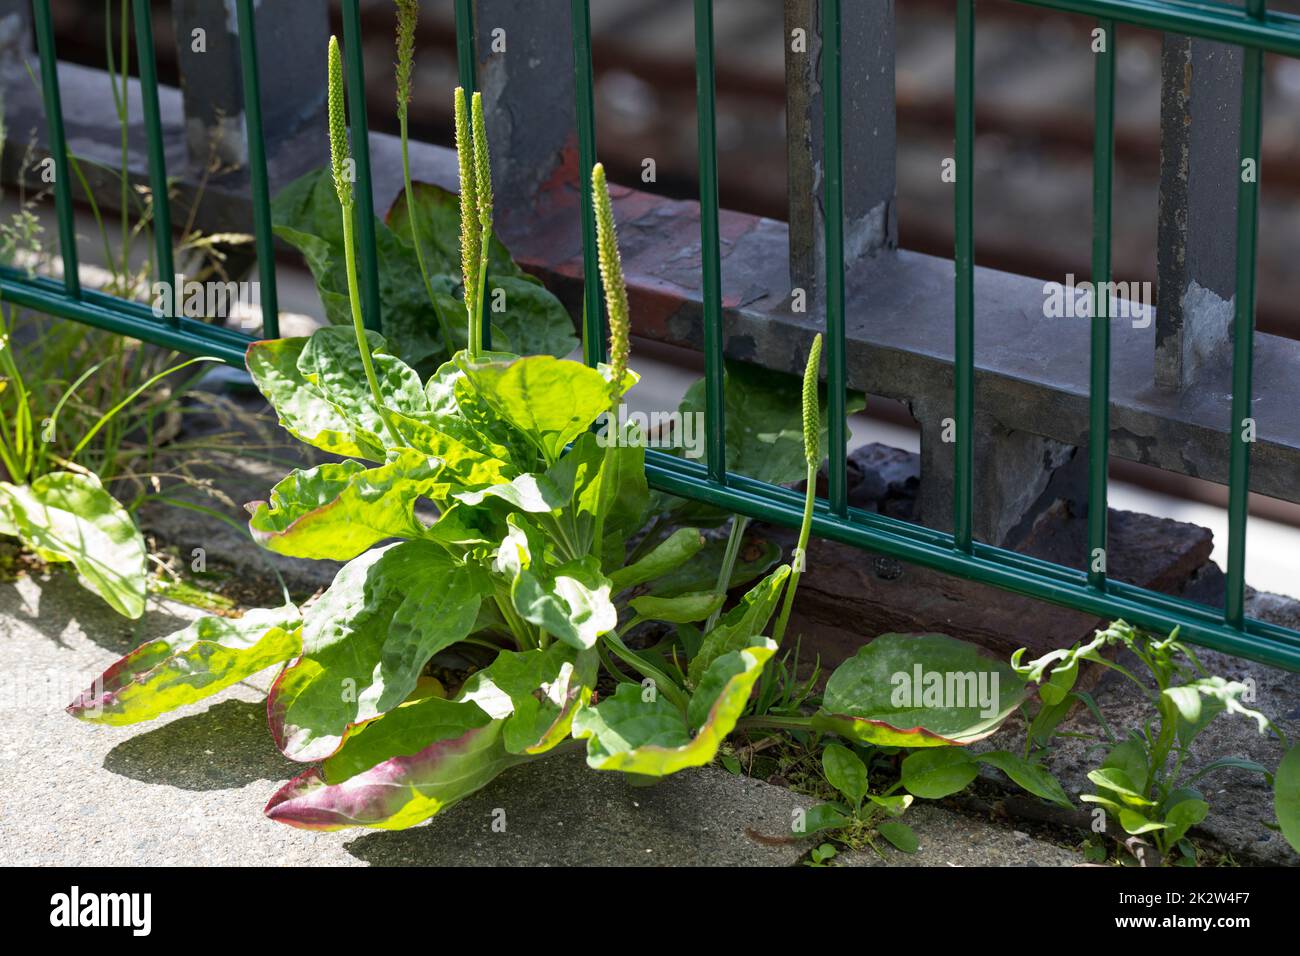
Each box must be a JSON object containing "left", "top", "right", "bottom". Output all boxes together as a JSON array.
[
  {"left": 327, "top": 36, "right": 352, "bottom": 209},
  {"left": 592, "top": 163, "right": 629, "bottom": 401},
  {"left": 454, "top": 87, "right": 481, "bottom": 320},
  {"left": 802, "top": 333, "right": 822, "bottom": 469},
  {"left": 395, "top": 0, "right": 418, "bottom": 116},
  {"left": 471, "top": 93, "right": 493, "bottom": 228}
]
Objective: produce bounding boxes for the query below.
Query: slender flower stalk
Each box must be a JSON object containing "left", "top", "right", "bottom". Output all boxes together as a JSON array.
[
  {"left": 328, "top": 36, "right": 398, "bottom": 443},
  {"left": 454, "top": 87, "right": 481, "bottom": 356},
  {"left": 772, "top": 333, "right": 823, "bottom": 645},
  {"left": 471, "top": 92, "right": 494, "bottom": 354},
  {"left": 705, "top": 514, "right": 748, "bottom": 631},
  {"left": 395, "top": 0, "right": 455, "bottom": 356},
  {"left": 590, "top": 163, "right": 631, "bottom": 560}
]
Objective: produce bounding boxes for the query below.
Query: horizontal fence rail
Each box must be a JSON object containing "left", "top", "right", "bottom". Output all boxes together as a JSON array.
[{"left": 4, "top": 0, "right": 1299, "bottom": 671}]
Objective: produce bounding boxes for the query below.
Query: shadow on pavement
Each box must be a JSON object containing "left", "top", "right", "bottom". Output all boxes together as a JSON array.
[{"left": 103, "top": 698, "right": 300, "bottom": 792}]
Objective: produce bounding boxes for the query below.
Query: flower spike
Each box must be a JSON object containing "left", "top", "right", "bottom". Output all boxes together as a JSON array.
[
  {"left": 592, "top": 163, "right": 629, "bottom": 401},
  {"left": 802, "top": 333, "right": 823, "bottom": 469},
  {"left": 327, "top": 36, "right": 353, "bottom": 209}
]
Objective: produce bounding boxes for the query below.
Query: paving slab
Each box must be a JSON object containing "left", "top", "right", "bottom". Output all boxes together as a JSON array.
[
  {"left": 838, "top": 804, "right": 1082, "bottom": 867},
  {"left": 0, "top": 571, "right": 810, "bottom": 867}
]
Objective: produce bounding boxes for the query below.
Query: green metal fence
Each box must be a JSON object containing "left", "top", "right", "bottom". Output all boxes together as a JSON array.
[{"left": 7, "top": 0, "right": 1300, "bottom": 671}]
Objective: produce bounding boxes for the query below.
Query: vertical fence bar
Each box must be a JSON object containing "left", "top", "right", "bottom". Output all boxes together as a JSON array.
[
  {"left": 822, "top": 0, "right": 847, "bottom": 517},
  {"left": 694, "top": 0, "right": 725, "bottom": 484},
  {"left": 454, "top": 0, "right": 477, "bottom": 94},
  {"left": 132, "top": 0, "right": 175, "bottom": 325},
  {"left": 452, "top": 0, "right": 490, "bottom": 349},
  {"left": 953, "top": 0, "right": 975, "bottom": 551},
  {"left": 571, "top": 0, "right": 603, "bottom": 367},
  {"left": 32, "top": 0, "right": 79, "bottom": 299},
  {"left": 340, "top": 0, "right": 382, "bottom": 333},
  {"left": 1226, "top": 0, "right": 1266, "bottom": 628},
  {"left": 1088, "top": 18, "right": 1116, "bottom": 589},
  {"left": 235, "top": 0, "right": 278, "bottom": 339}
]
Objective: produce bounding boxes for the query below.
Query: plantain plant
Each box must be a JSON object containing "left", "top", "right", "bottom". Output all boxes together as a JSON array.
[
  {"left": 67, "top": 40, "right": 767, "bottom": 826},
  {"left": 68, "top": 28, "right": 1032, "bottom": 835}
]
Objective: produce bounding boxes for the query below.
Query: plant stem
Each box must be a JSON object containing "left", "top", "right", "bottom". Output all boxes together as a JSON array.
[
  {"left": 400, "top": 114, "right": 456, "bottom": 357},
  {"left": 339, "top": 204, "right": 401, "bottom": 444},
  {"left": 772, "top": 460, "right": 817, "bottom": 646},
  {"left": 705, "top": 514, "right": 749, "bottom": 631},
  {"left": 590, "top": 405, "right": 618, "bottom": 565},
  {"left": 603, "top": 624, "right": 690, "bottom": 715}
]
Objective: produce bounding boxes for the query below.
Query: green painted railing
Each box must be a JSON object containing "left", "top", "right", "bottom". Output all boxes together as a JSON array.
[{"left": 8, "top": 0, "right": 1300, "bottom": 671}]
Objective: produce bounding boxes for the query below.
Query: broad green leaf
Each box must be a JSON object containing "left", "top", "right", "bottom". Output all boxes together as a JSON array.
[
  {"left": 1079, "top": 793, "right": 1125, "bottom": 816},
  {"left": 687, "top": 565, "right": 790, "bottom": 687},
  {"left": 297, "top": 326, "right": 429, "bottom": 425},
  {"left": 1162, "top": 797, "right": 1209, "bottom": 846},
  {"left": 676, "top": 359, "right": 865, "bottom": 485},
  {"left": 900, "top": 748, "right": 979, "bottom": 799},
  {"left": 454, "top": 469, "right": 571, "bottom": 513},
  {"left": 421, "top": 354, "right": 528, "bottom": 465},
  {"left": 511, "top": 556, "right": 616, "bottom": 650},
  {"left": 609, "top": 527, "right": 704, "bottom": 592},
  {"left": 1102, "top": 739, "right": 1150, "bottom": 797},
  {"left": 822, "top": 743, "right": 868, "bottom": 809},
  {"left": 878, "top": 820, "right": 919, "bottom": 854},
  {"left": 794, "top": 803, "right": 852, "bottom": 836},
  {"left": 392, "top": 412, "right": 513, "bottom": 492},
  {"left": 0, "top": 472, "right": 146, "bottom": 619},
  {"left": 451, "top": 433, "right": 609, "bottom": 517},
  {"left": 272, "top": 168, "right": 448, "bottom": 367},
  {"left": 459, "top": 643, "right": 597, "bottom": 754},
  {"left": 573, "top": 638, "right": 777, "bottom": 776},
  {"left": 459, "top": 354, "right": 612, "bottom": 464},
  {"left": 320, "top": 695, "right": 493, "bottom": 784},
  {"left": 629, "top": 591, "right": 723, "bottom": 624},
  {"left": 268, "top": 541, "right": 487, "bottom": 761},
  {"left": 1118, "top": 808, "right": 1166, "bottom": 835},
  {"left": 385, "top": 180, "right": 522, "bottom": 277},
  {"left": 265, "top": 703, "right": 525, "bottom": 831},
  {"left": 1275, "top": 746, "right": 1300, "bottom": 855},
  {"left": 246, "top": 336, "right": 384, "bottom": 460},
  {"left": 248, "top": 450, "right": 444, "bottom": 560},
  {"left": 483, "top": 275, "right": 579, "bottom": 359},
  {"left": 812, "top": 633, "right": 1026, "bottom": 748},
  {"left": 1087, "top": 768, "right": 1156, "bottom": 807},
  {"left": 67, "top": 606, "right": 301, "bottom": 725},
  {"left": 976, "top": 750, "right": 1073, "bottom": 809}
]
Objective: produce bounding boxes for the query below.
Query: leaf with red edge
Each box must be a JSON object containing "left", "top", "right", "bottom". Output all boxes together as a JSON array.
[
  {"left": 810, "top": 633, "right": 1025, "bottom": 748},
  {"left": 265, "top": 700, "right": 522, "bottom": 831},
  {"left": 572, "top": 637, "right": 776, "bottom": 776},
  {"left": 67, "top": 606, "right": 301, "bottom": 725}
]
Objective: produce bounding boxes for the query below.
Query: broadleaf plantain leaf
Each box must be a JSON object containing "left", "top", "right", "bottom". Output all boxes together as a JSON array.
[
  {"left": 67, "top": 606, "right": 301, "bottom": 725},
  {"left": 247, "top": 449, "right": 444, "bottom": 560},
  {"left": 812, "top": 633, "right": 1026, "bottom": 747},
  {"left": 268, "top": 540, "right": 487, "bottom": 761},
  {"left": 0, "top": 472, "right": 147, "bottom": 619},
  {"left": 573, "top": 638, "right": 776, "bottom": 776}
]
